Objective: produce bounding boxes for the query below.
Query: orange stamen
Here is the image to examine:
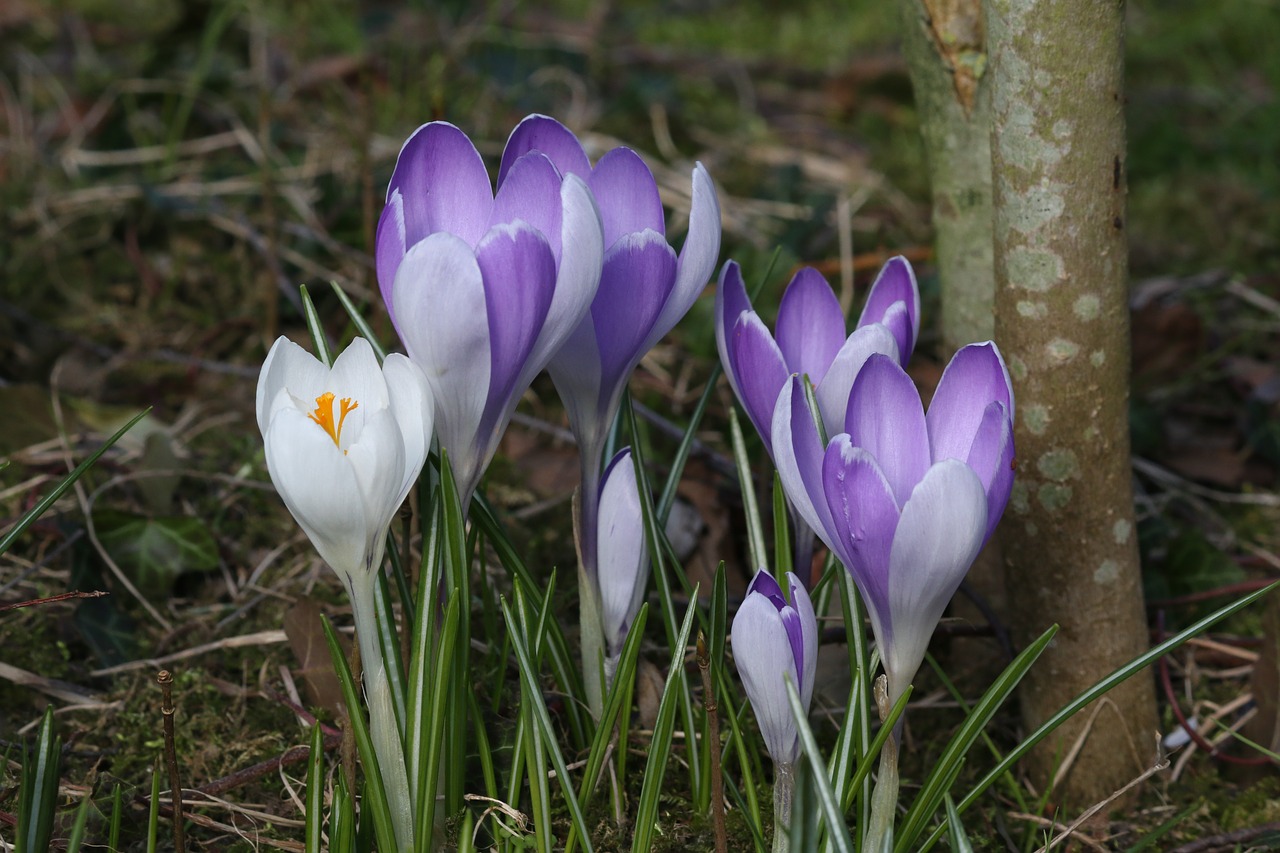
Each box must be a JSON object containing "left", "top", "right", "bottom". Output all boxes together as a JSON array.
[{"left": 308, "top": 391, "right": 359, "bottom": 449}]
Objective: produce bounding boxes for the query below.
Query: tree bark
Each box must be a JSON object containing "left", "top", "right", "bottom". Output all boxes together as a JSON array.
[
  {"left": 986, "top": 0, "right": 1158, "bottom": 806},
  {"left": 898, "top": 0, "right": 996, "bottom": 351}
]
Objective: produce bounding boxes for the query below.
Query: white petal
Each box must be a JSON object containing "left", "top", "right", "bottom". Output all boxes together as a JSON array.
[
  {"left": 771, "top": 377, "right": 835, "bottom": 547},
  {"left": 345, "top": 408, "right": 407, "bottom": 568},
  {"left": 815, "top": 324, "right": 899, "bottom": 438},
  {"left": 257, "top": 337, "right": 326, "bottom": 437},
  {"left": 329, "top": 338, "right": 389, "bottom": 413},
  {"left": 390, "top": 232, "right": 491, "bottom": 485},
  {"left": 644, "top": 162, "right": 722, "bottom": 351},
  {"left": 382, "top": 353, "right": 433, "bottom": 499},
  {"left": 884, "top": 459, "right": 987, "bottom": 704},
  {"left": 596, "top": 450, "right": 649, "bottom": 654},
  {"left": 264, "top": 407, "right": 369, "bottom": 576}
]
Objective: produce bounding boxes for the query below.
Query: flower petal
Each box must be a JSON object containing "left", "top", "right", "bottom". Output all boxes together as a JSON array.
[
  {"left": 597, "top": 448, "right": 650, "bottom": 654},
  {"left": 257, "top": 337, "right": 326, "bottom": 437},
  {"left": 588, "top": 147, "right": 666, "bottom": 246},
  {"left": 475, "top": 222, "right": 557, "bottom": 433},
  {"left": 772, "top": 376, "right": 835, "bottom": 542},
  {"left": 651, "top": 162, "right": 721, "bottom": 351},
  {"left": 382, "top": 353, "right": 433, "bottom": 500},
  {"left": 375, "top": 191, "right": 408, "bottom": 324},
  {"left": 592, "top": 231, "right": 677, "bottom": 400},
  {"left": 345, "top": 407, "right": 406, "bottom": 563},
  {"left": 714, "top": 260, "right": 752, "bottom": 403},
  {"left": 265, "top": 406, "right": 368, "bottom": 574},
  {"left": 927, "top": 341, "right": 1016, "bottom": 465},
  {"left": 522, "top": 174, "right": 603, "bottom": 386},
  {"left": 965, "top": 401, "right": 1015, "bottom": 544},
  {"left": 820, "top": 436, "right": 899, "bottom": 646},
  {"left": 814, "top": 323, "right": 899, "bottom": 437},
  {"left": 386, "top": 122, "right": 493, "bottom": 248},
  {"left": 843, "top": 355, "right": 930, "bottom": 507},
  {"left": 498, "top": 114, "right": 591, "bottom": 184},
  {"left": 858, "top": 255, "right": 920, "bottom": 365},
  {"left": 729, "top": 313, "right": 789, "bottom": 454},
  {"left": 389, "top": 232, "right": 491, "bottom": 495},
  {"left": 776, "top": 267, "right": 844, "bottom": 386},
  {"left": 732, "top": 580, "right": 801, "bottom": 765},
  {"left": 489, "top": 151, "right": 565, "bottom": 261},
  {"left": 884, "top": 459, "right": 987, "bottom": 704},
  {"left": 328, "top": 337, "right": 388, "bottom": 413},
  {"left": 786, "top": 572, "right": 819, "bottom": 710}
]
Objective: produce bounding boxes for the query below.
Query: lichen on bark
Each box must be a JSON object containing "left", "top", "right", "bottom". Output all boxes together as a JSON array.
[{"left": 986, "top": 0, "right": 1158, "bottom": 807}]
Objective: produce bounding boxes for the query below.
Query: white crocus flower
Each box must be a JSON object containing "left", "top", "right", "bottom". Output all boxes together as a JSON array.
[{"left": 256, "top": 335, "right": 431, "bottom": 852}]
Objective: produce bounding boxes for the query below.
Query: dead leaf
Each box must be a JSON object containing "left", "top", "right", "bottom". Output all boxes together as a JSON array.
[{"left": 284, "top": 599, "right": 347, "bottom": 718}]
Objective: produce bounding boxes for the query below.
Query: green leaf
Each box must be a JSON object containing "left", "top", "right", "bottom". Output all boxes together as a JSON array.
[
  {"left": 300, "top": 285, "right": 332, "bottom": 367},
  {"left": 305, "top": 724, "right": 326, "bottom": 853},
  {"left": 94, "top": 511, "right": 219, "bottom": 598},
  {"left": 730, "top": 407, "right": 767, "bottom": 573},
  {"left": 330, "top": 281, "right": 388, "bottom": 362},
  {"left": 16, "top": 706, "right": 60, "bottom": 853},
  {"left": 786, "top": 678, "right": 855, "bottom": 853}
]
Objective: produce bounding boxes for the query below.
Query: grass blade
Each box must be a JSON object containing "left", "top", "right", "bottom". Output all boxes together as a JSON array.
[
  {"left": 631, "top": 592, "right": 700, "bottom": 853},
  {"left": 729, "top": 407, "right": 767, "bottom": 573},
  {"left": 299, "top": 284, "right": 332, "bottom": 367},
  {"left": 786, "top": 678, "right": 855, "bottom": 853},
  {"left": 329, "top": 280, "right": 388, "bottom": 361},
  {"left": 305, "top": 724, "right": 325, "bottom": 853},
  {"left": 16, "top": 706, "right": 60, "bottom": 853}
]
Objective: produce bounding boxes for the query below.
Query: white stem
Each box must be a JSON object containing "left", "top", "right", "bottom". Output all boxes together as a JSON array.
[{"left": 773, "top": 762, "right": 795, "bottom": 853}]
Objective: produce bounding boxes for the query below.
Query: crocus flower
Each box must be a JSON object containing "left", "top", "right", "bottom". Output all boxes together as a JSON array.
[
  {"left": 772, "top": 342, "right": 1015, "bottom": 706},
  {"left": 596, "top": 448, "right": 649, "bottom": 674},
  {"left": 257, "top": 335, "right": 432, "bottom": 850},
  {"left": 256, "top": 336, "right": 433, "bottom": 583},
  {"left": 499, "top": 115, "right": 721, "bottom": 565},
  {"left": 375, "top": 120, "right": 604, "bottom": 508},
  {"left": 731, "top": 569, "right": 818, "bottom": 767},
  {"left": 715, "top": 256, "right": 920, "bottom": 456}
]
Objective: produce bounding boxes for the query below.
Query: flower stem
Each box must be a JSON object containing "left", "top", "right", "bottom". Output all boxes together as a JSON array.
[
  {"left": 867, "top": 678, "right": 901, "bottom": 852},
  {"left": 349, "top": 574, "right": 414, "bottom": 851},
  {"left": 772, "top": 761, "right": 795, "bottom": 853}
]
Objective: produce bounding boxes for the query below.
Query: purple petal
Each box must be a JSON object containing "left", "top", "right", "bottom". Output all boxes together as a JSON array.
[
  {"left": 820, "top": 436, "right": 899, "bottom": 642},
  {"left": 926, "top": 342, "right": 1016, "bottom": 465},
  {"left": 858, "top": 255, "right": 920, "bottom": 364},
  {"left": 884, "top": 459, "right": 987, "bottom": 705},
  {"left": 520, "top": 174, "right": 603, "bottom": 391},
  {"left": 814, "top": 324, "right": 899, "bottom": 438},
  {"left": 778, "top": 606, "right": 807, "bottom": 690},
  {"left": 844, "top": 355, "right": 930, "bottom": 507},
  {"left": 715, "top": 260, "right": 753, "bottom": 402},
  {"left": 386, "top": 122, "right": 493, "bottom": 248},
  {"left": 772, "top": 377, "right": 836, "bottom": 545},
  {"left": 747, "top": 568, "right": 785, "bottom": 601},
  {"left": 729, "top": 313, "right": 789, "bottom": 453},
  {"left": 588, "top": 147, "right": 666, "bottom": 247},
  {"left": 649, "top": 162, "right": 721, "bottom": 351},
  {"left": 965, "top": 401, "right": 1015, "bottom": 544},
  {"left": 475, "top": 223, "right": 557, "bottom": 431},
  {"left": 498, "top": 114, "right": 591, "bottom": 185},
  {"left": 785, "top": 572, "right": 819, "bottom": 710},
  {"left": 489, "top": 151, "right": 565, "bottom": 262},
  {"left": 375, "top": 191, "right": 408, "bottom": 325},
  {"left": 776, "top": 267, "right": 844, "bottom": 385},
  {"left": 593, "top": 231, "right": 677, "bottom": 398}
]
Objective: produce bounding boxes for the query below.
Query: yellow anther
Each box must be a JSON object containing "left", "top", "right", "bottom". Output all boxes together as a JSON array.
[{"left": 308, "top": 392, "right": 359, "bottom": 448}]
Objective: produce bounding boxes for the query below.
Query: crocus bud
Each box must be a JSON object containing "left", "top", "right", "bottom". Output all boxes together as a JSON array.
[
  {"left": 731, "top": 569, "right": 818, "bottom": 766},
  {"left": 596, "top": 448, "right": 649, "bottom": 670}
]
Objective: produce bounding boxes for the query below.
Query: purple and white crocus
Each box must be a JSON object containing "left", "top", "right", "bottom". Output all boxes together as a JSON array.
[
  {"left": 715, "top": 257, "right": 920, "bottom": 574},
  {"left": 731, "top": 569, "right": 818, "bottom": 768},
  {"left": 596, "top": 448, "right": 649, "bottom": 677},
  {"left": 499, "top": 114, "right": 721, "bottom": 564},
  {"left": 375, "top": 120, "right": 605, "bottom": 509},
  {"left": 772, "top": 342, "right": 1015, "bottom": 707}
]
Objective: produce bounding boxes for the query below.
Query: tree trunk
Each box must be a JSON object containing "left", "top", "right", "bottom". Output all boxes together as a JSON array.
[
  {"left": 986, "top": 0, "right": 1158, "bottom": 807},
  {"left": 899, "top": 0, "right": 995, "bottom": 351},
  {"left": 898, "top": 0, "right": 1007, "bottom": 645}
]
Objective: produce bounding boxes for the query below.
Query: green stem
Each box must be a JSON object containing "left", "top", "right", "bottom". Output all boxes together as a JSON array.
[
  {"left": 867, "top": 732, "right": 899, "bottom": 851},
  {"left": 772, "top": 761, "right": 795, "bottom": 853},
  {"left": 349, "top": 572, "right": 414, "bottom": 851}
]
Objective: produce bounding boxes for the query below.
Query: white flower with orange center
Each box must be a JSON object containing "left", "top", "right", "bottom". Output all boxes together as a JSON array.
[{"left": 256, "top": 336, "right": 433, "bottom": 584}]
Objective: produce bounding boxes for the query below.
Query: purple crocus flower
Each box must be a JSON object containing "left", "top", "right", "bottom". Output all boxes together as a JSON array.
[
  {"left": 772, "top": 342, "right": 1015, "bottom": 706},
  {"left": 596, "top": 448, "right": 649, "bottom": 671},
  {"left": 375, "top": 120, "right": 604, "bottom": 508},
  {"left": 715, "top": 256, "right": 920, "bottom": 455},
  {"left": 731, "top": 569, "right": 818, "bottom": 767},
  {"left": 498, "top": 115, "right": 721, "bottom": 571}
]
